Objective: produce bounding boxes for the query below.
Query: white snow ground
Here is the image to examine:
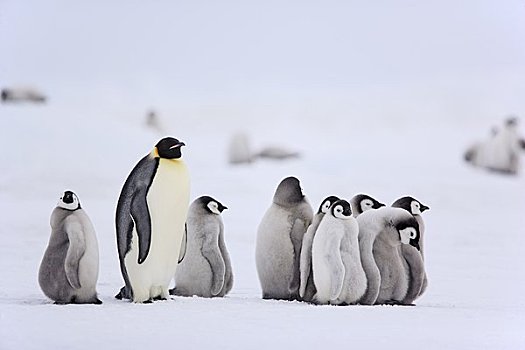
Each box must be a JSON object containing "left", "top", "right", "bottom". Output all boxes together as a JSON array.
[{"left": 1, "top": 1, "right": 525, "bottom": 349}]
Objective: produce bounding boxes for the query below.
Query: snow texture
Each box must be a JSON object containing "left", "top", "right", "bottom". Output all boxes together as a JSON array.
[{"left": 1, "top": 1, "right": 525, "bottom": 349}]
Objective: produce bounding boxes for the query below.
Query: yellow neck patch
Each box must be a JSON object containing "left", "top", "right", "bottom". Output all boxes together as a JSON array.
[
  {"left": 151, "top": 147, "right": 183, "bottom": 163},
  {"left": 151, "top": 148, "right": 159, "bottom": 158}
]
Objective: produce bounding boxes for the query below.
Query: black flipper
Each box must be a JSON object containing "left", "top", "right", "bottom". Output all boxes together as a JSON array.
[
  {"left": 130, "top": 188, "right": 152, "bottom": 264},
  {"left": 115, "top": 154, "right": 159, "bottom": 299},
  {"left": 178, "top": 223, "right": 187, "bottom": 264}
]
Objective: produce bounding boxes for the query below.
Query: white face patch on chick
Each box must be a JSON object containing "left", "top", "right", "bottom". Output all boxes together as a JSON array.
[
  {"left": 399, "top": 227, "right": 417, "bottom": 244},
  {"left": 410, "top": 201, "right": 422, "bottom": 215},
  {"left": 360, "top": 199, "right": 375, "bottom": 212},
  {"left": 207, "top": 201, "right": 221, "bottom": 215},
  {"left": 321, "top": 200, "right": 332, "bottom": 213}
]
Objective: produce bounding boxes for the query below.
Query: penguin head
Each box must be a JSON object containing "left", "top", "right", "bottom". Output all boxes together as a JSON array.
[
  {"left": 198, "top": 196, "right": 227, "bottom": 215},
  {"left": 330, "top": 199, "right": 352, "bottom": 219},
  {"left": 57, "top": 191, "right": 81, "bottom": 211},
  {"left": 356, "top": 194, "right": 385, "bottom": 214},
  {"left": 317, "top": 195, "right": 340, "bottom": 214},
  {"left": 155, "top": 137, "right": 185, "bottom": 159},
  {"left": 396, "top": 216, "right": 420, "bottom": 250},
  {"left": 392, "top": 196, "right": 429, "bottom": 216},
  {"left": 273, "top": 176, "right": 305, "bottom": 207}
]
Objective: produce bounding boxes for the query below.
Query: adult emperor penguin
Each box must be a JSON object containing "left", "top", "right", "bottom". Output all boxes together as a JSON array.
[
  {"left": 392, "top": 196, "right": 430, "bottom": 299},
  {"left": 299, "top": 195, "right": 339, "bottom": 302},
  {"left": 311, "top": 200, "right": 366, "bottom": 305},
  {"left": 170, "top": 196, "right": 233, "bottom": 298},
  {"left": 357, "top": 207, "right": 422, "bottom": 305},
  {"left": 39, "top": 191, "right": 101, "bottom": 304},
  {"left": 256, "top": 176, "right": 313, "bottom": 300},
  {"left": 350, "top": 194, "right": 385, "bottom": 218},
  {"left": 115, "top": 137, "right": 190, "bottom": 303}
]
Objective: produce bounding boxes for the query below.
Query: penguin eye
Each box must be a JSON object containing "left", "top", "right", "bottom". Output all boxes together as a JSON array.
[{"left": 410, "top": 229, "right": 417, "bottom": 239}]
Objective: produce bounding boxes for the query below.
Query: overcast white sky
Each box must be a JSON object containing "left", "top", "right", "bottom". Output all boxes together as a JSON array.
[{"left": 1, "top": 0, "right": 525, "bottom": 116}]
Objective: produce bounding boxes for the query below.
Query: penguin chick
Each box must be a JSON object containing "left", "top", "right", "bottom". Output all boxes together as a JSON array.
[
  {"left": 311, "top": 200, "right": 366, "bottom": 305},
  {"left": 170, "top": 196, "right": 232, "bottom": 297},
  {"left": 392, "top": 196, "right": 430, "bottom": 299},
  {"left": 228, "top": 132, "right": 254, "bottom": 164},
  {"left": 39, "top": 191, "right": 101, "bottom": 304},
  {"left": 357, "top": 207, "right": 422, "bottom": 305},
  {"left": 299, "top": 195, "right": 340, "bottom": 302},
  {"left": 256, "top": 176, "right": 313, "bottom": 300},
  {"left": 465, "top": 117, "right": 523, "bottom": 175},
  {"left": 391, "top": 196, "right": 429, "bottom": 258},
  {"left": 350, "top": 194, "right": 385, "bottom": 218}
]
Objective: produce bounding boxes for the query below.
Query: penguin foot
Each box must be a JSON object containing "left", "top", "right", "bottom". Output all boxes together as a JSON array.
[
  {"left": 93, "top": 298, "right": 103, "bottom": 305},
  {"left": 53, "top": 301, "right": 69, "bottom": 305},
  {"left": 168, "top": 288, "right": 177, "bottom": 296},
  {"left": 152, "top": 296, "right": 167, "bottom": 301},
  {"left": 115, "top": 286, "right": 131, "bottom": 300},
  {"left": 142, "top": 299, "right": 154, "bottom": 304}
]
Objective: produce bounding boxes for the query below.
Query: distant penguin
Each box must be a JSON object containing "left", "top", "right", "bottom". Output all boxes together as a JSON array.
[
  {"left": 392, "top": 196, "right": 430, "bottom": 299},
  {"left": 170, "top": 196, "right": 233, "bottom": 298},
  {"left": 115, "top": 137, "right": 190, "bottom": 303},
  {"left": 256, "top": 176, "right": 313, "bottom": 300},
  {"left": 357, "top": 207, "right": 422, "bottom": 305},
  {"left": 38, "top": 191, "right": 101, "bottom": 304},
  {"left": 311, "top": 200, "right": 366, "bottom": 305},
  {"left": 256, "top": 146, "right": 301, "bottom": 160},
  {"left": 465, "top": 117, "right": 523, "bottom": 174},
  {"left": 299, "top": 195, "right": 340, "bottom": 302},
  {"left": 145, "top": 109, "right": 167, "bottom": 135},
  {"left": 349, "top": 194, "right": 385, "bottom": 218},
  {"left": 228, "top": 132, "right": 254, "bottom": 164}
]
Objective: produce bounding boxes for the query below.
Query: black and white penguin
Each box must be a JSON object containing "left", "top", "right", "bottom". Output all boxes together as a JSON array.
[
  {"left": 255, "top": 176, "right": 313, "bottom": 300},
  {"left": 392, "top": 196, "right": 429, "bottom": 300},
  {"left": 311, "top": 200, "right": 366, "bottom": 305},
  {"left": 39, "top": 191, "right": 101, "bottom": 304},
  {"left": 391, "top": 196, "right": 429, "bottom": 258},
  {"left": 170, "top": 196, "right": 233, "bottom": 298},
  {"left": 115, "top": 137, "right": 190, "bottom": 303},
  {"left": 357, "top": 207, "right": 423, "bottom": 305},
  {"left": 299, "top": 195, "right": 340, "bottom": 302},
  {"left": 350, "top": 194, "right": 385, "bottom": 218}
]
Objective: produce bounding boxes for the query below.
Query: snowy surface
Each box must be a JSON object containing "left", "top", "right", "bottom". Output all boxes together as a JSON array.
[{"left": 1, "top": 1, "right": 525, "bottom": 349}]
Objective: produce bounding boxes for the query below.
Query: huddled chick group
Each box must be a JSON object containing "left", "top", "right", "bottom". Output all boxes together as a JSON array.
[{"left": 256, "top": 176, "right": 429, "bottom": 306}]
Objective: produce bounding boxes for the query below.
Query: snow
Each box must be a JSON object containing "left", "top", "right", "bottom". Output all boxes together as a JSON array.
[{"left": 1, "top": 1, "right": 525, "bottom": 349}]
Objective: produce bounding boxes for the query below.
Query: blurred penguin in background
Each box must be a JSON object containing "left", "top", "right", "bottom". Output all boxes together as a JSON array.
[
  {"left": 228, "top": 131, "right": 254, "bottom": 164},
  {"left": 465, "top": 116, "right": 525, "bottom": 175},
  {"left": 145, "top": 109, "right": 167, "bottom": 135}
]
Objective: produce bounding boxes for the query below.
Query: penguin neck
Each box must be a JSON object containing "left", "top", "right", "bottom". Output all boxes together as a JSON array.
[{"left": 150, "top": 149, "right": 184, "bottom": 164}]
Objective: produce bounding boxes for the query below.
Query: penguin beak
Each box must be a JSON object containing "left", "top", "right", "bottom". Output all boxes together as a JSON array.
[
  {"left": 170, "top": 141, "right": 185, "bottom": 149},
  {"left": 377, "top": 202, "right": 386, "bottom": 208},
  {"left": 219, "top": 204, "right": 228, "bottom": 212},
  {"left": 411, "top": 241, "right": 421, "bottom": 251},
  {"left": 420, "top": 204, "right": 430, "bottom": 212}
]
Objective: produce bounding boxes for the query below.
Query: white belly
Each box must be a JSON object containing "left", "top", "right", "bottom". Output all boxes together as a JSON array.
[{"left": 125, "top": 158, "right": 190, "bottom": 302}]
